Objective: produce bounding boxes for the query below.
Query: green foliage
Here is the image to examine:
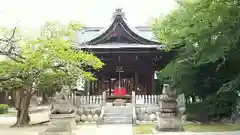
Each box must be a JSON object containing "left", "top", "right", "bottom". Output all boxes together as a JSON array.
[
  {"left": 0, "top": 21, "right": 104, "bottom": 92},
  {"left": 68, "top": 21, "right": 82, "bottom": 31},
  {"left": 153, "top": 0, "right": 240, "bottom": 120},
  {"left": 0, "top": 104, "right": 9, "bottom": 114},
  {"left": 186, "top": 90, "right": 238, "bottom": 121},
  {"left": 153, "top": 0, "right": 240, "bottom": 64}
]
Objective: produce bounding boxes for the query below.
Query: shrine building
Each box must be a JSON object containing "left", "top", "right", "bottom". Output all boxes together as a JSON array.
[{"left": 75, "top": 8, "right": 175, "bottom": 96}]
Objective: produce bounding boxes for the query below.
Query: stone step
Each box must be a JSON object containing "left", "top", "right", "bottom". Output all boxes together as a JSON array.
[
  {"left": 103, "top": 116, "right": 132, "bottom": 124},
  {"left": 104, "top": 107, "right": 132, "bottom": 113},
  {"left": 105, "top": 106, "right": 132, "bottom": 109},
  {"left": 102, "top": 105, "right": 133, "bottom": 124},
  {"left": 104, "top": 113, "right": 132, "bottom": 117},
  {"left": 104, "top": 110, "right": 132, "bottom": 112}
]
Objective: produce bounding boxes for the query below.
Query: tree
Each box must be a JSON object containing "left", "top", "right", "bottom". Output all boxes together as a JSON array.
[
  {"left": 153, "top": 0, "right": 240, "bottom": 120},
  {"left": 0, "top": 21, "right": 103, "bottom": 126}
]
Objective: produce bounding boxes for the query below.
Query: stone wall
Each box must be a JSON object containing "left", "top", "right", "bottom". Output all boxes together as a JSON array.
[
  {"left": 135, "top": 105, "right": 159, "bottom": 123},
  {"left": 75, "top": 105, "right": 102, "bottom": 123},
  {"left": 73, "top": 93, "right": 186, "bottom": 124}
]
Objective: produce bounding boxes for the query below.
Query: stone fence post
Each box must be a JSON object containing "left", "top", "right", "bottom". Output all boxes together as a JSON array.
[
  {"left": 102, "top": 91, "right": 106, "bottom": 106},
  {"left": 132, "top": 91, "right": 136, "bottom": 125},
  {"left": 132, "top": 91, "right": 136, "bottom": 105}
]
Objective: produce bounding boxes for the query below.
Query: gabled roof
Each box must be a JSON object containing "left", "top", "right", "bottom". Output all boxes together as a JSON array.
[{"left": 77, "top": 8, "right": 164, "bottom": 49}]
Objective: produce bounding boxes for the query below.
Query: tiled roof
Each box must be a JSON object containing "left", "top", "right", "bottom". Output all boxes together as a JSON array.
[{"left": 77, "top": 26, "right": 158, "bottom": 44}]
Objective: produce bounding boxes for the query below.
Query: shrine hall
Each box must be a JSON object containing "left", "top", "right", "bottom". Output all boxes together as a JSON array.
[{"left": 75, "top": 8, "right": 175, "bottom": 96}]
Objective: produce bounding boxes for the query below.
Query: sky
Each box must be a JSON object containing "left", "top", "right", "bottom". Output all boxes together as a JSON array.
[{"left": 0, "top": 0, "right": 177, "bottom": 28}]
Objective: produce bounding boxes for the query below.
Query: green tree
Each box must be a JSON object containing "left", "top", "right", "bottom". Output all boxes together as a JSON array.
[
  {"left": 0, "top": 21, "right": 103, "bottom": 126},
  {"left": 153, "top": 0, "right": 240, "bottom": 120}
]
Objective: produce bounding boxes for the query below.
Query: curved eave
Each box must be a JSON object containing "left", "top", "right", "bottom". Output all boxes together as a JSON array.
[
  {"left": 76, "top": 43, "right": 166, "bottom": 49},
  {"left": 118, "top": 18, "right": 160, "bottom": 44},
  {"left": 84, "top": 15, "right": 160, "bottom": 45}
]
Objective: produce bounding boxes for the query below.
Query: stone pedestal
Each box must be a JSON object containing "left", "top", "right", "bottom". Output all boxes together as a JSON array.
[
  {"left": 154, "top": 84, "right": 184, "bottom": 133},
  {"left": 38, "top": 113, "right": 76, "bottom": 135},
  {"left": 155, "top": 112, "right": 182, "bottom": 132},
  {"left": 49, "top": 113, "right": 77, "bottom": 130}
]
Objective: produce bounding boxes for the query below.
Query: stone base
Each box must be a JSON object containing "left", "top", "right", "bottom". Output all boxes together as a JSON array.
[
  {"left": 49, "top": 113, "right": 76, "bottom": 130},
  {"left": 152, "top": 127, "right": 184, "bottom": 133},
  {"left": 38, "top": 121, "right": 76, "bottom": 135},
  {"left": 39, "top": 113, "right": 77, "bottom": 135},
  {"left": 155, "top": 117, "right": 183, "bottom": 132}
]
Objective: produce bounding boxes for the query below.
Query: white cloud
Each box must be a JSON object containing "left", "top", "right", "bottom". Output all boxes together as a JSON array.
[{"left": 0, "top": 0, "right": 177, "bottom": 28}]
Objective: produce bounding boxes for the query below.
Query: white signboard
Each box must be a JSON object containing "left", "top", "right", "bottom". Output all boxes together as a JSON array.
[{"left": 76, "top": 77, "right": 85, "bottom": 91}]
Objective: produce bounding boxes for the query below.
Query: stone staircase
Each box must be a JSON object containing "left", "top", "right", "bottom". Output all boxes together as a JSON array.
[{"left": 103, "top": 103, "right": 133, "bottom": 124}]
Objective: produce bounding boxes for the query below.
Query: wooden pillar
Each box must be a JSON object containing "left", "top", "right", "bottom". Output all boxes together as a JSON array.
[
  {"left": 100, "top": 72, "right": 105, "bottom": 94},
  {"left": 84, "top": 80, "right": 88, "bottom": 96},
  {"left": 89, "top": 81, "right": 93, "bottom": 95},
  {"left": 134, "top": 71, "right": 138, "bottom": 92},
  {"left": 96, "top": 81, "right": 99, "bottom": 94},
  {"left": 93, "top": 81, "right": 96, "bottom": 95},
  {"left": 142, "top": 72, "right": 148, "bottom": 94},
  {"left": 95, "top": 81, "right": 97, "bottom": 94},
  {"left": 147, "top": 73, "right": 151, "bottom": 94},
  {"left": 108, "top": 77, "right": 111, "bottom": 96}
]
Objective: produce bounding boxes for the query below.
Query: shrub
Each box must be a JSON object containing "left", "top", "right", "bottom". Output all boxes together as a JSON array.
[
  {"left": 186, "top": 91, "right": 238, "bottom": 122},
  {"left": 186, "top": 102, "right": 209, "bottom": 122},
  {"left": 0, "top": 104, "right": 9, "bottom": 114}
]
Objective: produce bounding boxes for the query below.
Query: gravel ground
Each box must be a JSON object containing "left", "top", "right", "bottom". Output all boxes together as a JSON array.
[
  {"left": 0, "top": 111, "right": 240, "bottom": 135},
  {"left": 0, "top": 111, "right": 49, "bottom": 135},
  {"left": 1, "top": 124, "right": 240, "bottom": 135}
]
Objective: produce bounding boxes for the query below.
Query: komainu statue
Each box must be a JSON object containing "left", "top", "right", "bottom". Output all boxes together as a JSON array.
[
  {"left": 39, "top": 86, "right": 77, "bottom": 135},
  {"left": 50, "top": 86, "right": 74, "bottom": 114}
]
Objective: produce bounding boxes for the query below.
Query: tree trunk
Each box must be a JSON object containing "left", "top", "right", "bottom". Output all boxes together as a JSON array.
[{"left": 12, "top": 89, "right": 31, "bottom": 127}]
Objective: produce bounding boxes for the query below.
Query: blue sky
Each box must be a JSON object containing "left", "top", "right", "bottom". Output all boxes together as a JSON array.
[{"left": 0, "top": 0, "right": 177, "bottom": 27}]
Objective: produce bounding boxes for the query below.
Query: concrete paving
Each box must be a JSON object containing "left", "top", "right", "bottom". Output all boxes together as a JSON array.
[{"left": 76, "top": 124, "right": 133, "bottom": 135}]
